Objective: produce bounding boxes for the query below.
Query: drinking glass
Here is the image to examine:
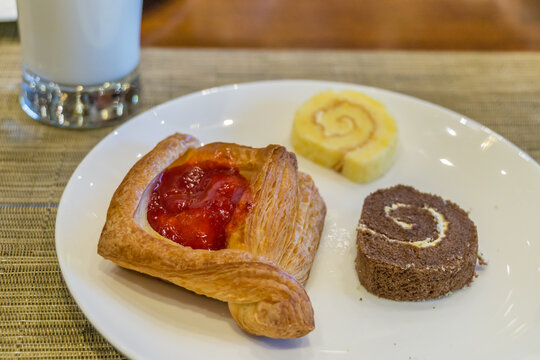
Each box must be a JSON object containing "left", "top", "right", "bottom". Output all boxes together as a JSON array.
[{"left": 17, "top": 0, "right": 143, "bottom": 128}]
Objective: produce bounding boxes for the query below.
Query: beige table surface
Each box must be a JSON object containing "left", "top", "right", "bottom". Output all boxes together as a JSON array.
[{"left": 1, "top": 43, "right": 539, "bottom": 359}]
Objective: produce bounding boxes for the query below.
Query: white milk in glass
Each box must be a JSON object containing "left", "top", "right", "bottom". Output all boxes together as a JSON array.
[
  {"left": 18, "top": 0, "right": 142, "bottom": 85},
  {"left": 18, "top": 0, "right": 142, "bottom": 128}
]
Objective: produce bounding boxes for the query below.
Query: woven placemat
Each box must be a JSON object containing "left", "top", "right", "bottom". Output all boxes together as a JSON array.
[{"left": 1, "top": 43, "right": 539, "bottom": 359}]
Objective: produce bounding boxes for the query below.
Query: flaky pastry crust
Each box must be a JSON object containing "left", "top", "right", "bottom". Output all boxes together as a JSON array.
[{"left": 97, "top": 133, "right": 326, "bottom": 338}]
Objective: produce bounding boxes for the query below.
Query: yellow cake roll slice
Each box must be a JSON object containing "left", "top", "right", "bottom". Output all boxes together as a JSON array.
[{"left": 291, "top": 90, "right": 398, "bottom": 183}]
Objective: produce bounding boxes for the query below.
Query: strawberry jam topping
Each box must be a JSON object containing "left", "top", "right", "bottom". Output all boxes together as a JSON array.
[{"left": 147, "top": 161, "right": 250, "bottom": 250}]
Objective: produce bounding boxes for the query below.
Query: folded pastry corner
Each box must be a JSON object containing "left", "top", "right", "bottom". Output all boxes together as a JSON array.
[{"left": 97, "top": 133, "right": 326, "bottom": 338}]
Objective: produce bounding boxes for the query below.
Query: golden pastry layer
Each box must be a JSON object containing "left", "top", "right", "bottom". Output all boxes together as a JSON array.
[
  {"left": 97, "top": 133, "right": 326, "bottom": 338},
  {"left": 291, "top": 90, "right": 398, "bottom": 183}
]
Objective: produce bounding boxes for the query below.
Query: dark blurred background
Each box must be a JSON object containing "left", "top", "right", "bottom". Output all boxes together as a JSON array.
[
  {"left": 2, "top": 0, "right": 540, "bottom": 49},
  {"left": 140, "top": 0, "right": 540, "bottom": 49}
]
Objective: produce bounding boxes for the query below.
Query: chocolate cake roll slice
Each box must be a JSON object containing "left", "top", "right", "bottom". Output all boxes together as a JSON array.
[{"left": 356, "top": 185, "right": 478, "bottom": 301}]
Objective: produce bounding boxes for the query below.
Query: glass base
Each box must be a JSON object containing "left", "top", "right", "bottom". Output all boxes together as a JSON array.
[{"left": 20, "top": 68, "right": 140, "bottom": 129}]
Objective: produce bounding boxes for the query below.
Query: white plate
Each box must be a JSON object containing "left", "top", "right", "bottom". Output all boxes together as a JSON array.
[{"left": 56, "top": 80, "right": 540, "bottom": 359}]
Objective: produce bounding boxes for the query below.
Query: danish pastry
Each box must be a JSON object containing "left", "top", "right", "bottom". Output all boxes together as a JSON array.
[
  {"left": 98, "top": 133, "right": 326, "bottom": 338},
  {"left": 356, "top": 185, "right": 478, "bottom": 301},
  {"left": 291, "top": 90, "right": 398, "bottom": 183}
]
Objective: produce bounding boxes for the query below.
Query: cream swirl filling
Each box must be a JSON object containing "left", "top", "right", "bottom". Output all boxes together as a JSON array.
[
  {"left": 314, "top": 110, "right": 357, "bottom": 138},
  {"left": 360, "top": 202, "right": 448, "bottom": 248}
]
